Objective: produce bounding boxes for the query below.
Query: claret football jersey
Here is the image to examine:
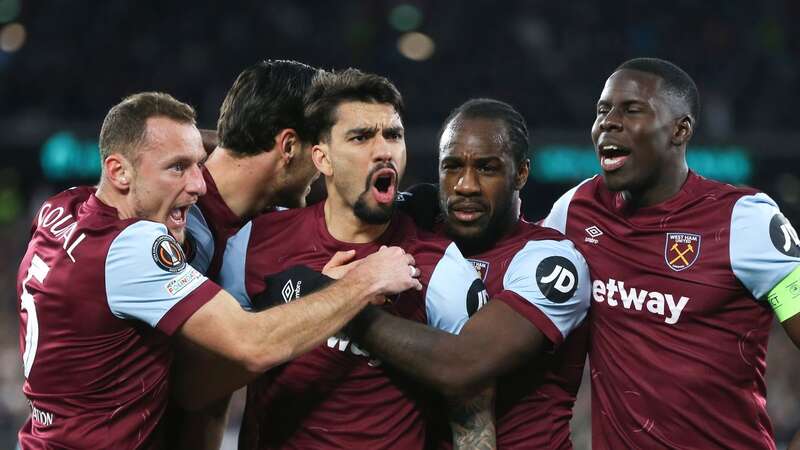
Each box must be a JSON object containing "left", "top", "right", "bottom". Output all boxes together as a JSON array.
[
  {"left": 543, "top": 171, "right": 800, "bottom": 449},
  {"left": 220, "top": 201, "right": 481, "bottom": 450},
  {"left": 185, "top": 166, "right": 247, "bottom": 280},
  {"left": 17, "top": 187, "right": 220, "bottom": 449},
  {"left": 425, "top": 219, "right": 590, "bottom": 449}
]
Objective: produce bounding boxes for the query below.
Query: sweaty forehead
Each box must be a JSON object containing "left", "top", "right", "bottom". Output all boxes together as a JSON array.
[
  {"left": 439, "top": 117, "right": 509, "bottom": 159},
  {"left": 332, "top": 101, "right": 403, "bottom": 131}
]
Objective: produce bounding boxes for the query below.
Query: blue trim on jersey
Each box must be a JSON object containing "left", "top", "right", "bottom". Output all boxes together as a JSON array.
[
  {"left": 105, "top": 221, "right": 209, "bottom": 327},
  {"left": 503, "top": 239, "right": 590, "bottom": 338},
  {"left": 730, "top": 193, "right": 800, "bottom": 299},
  {"left": 542, "top": 178, "right": 592, "bottom": 233},
  {"left": 186, "top": 204, "right": 214, "bottom": 275},
  {"left": 219, "top": 221, "right": 254, "bottom": 309},
  {"left": 425, "top": 242, "right": 480, "bottom": 334}
]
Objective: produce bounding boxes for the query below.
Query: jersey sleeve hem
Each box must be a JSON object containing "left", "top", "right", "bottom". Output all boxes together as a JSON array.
[
  {"left": 156, "top": 280, "right": 221, "bottom": 335},
  {"left": 494, "top": 290, "right": 564, "bottom": 346}
]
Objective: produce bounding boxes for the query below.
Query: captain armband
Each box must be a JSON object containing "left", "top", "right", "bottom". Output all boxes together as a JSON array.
[{"left": 767, "top": 265, "right": 800, "bottom": 322}]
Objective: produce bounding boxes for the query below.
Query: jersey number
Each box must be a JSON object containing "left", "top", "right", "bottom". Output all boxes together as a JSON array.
[{"left": 20, "top": 255, "right": 50, "bottom": 378}]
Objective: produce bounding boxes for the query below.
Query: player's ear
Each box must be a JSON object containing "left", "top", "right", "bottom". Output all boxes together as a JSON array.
[
  {"left": 514, "top": 158, "right": 530, "bottom": 190},
  {"left": 104, "top": 154, "right": 132, "bottom": 190},
  {"left": 311, "top": 140, "right": 333, "bottom": 176},
  {"left": 672, "top": 115, "right": 694, "bottom": 147},
  {"left": 275, "top": 128, "right": 299, "bottom": 167}
]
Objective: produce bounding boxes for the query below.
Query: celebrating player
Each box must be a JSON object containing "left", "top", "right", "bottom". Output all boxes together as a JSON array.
[
  {"left": 542, "top": 57, "right": 800, "bottom": 449},
  {"left": 187, "top": 59, "right": 322, "bottom": 280},
  {"left": 16, "top": 92, "right": 421, "bottom": 449},
  {"left": 349, "top": 98, "right": 591, "bottom": 449},
  {"left": 219, "top": 69, "right": 485, "bottom": 449},
  {"left": 172, "top": 59, "right": 327, "bottom": 449}
]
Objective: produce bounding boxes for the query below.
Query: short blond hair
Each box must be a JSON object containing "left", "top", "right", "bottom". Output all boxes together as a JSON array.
[{"left": 99, "top": 92, "right": 196, "bottom": 163}]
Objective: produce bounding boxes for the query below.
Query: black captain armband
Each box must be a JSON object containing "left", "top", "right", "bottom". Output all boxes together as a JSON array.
[
  {"left": 250, "top": 265, "right": 334, "bottom": 311},
  {"left": 396, "top": 183, "right": 442, "bottom": 231}
]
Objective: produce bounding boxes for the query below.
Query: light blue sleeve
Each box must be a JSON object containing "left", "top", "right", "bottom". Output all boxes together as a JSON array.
[
  {"left": 425, "top": 242, "right": 485, "bottom": 334},
  {"left": 502, "top": 239, "right": 590, "bottom": 338},
  {"left": 540, "top": 178, "right": 591, "bottom": 233},
  {"left": 730, "top": 193, "right": 800, "bottom": 299},
  {"left": 219, "top": 221, "right": 253, "bottom": 309},
  {"left": 186, "top": 204, "right": 214, "bottom": 275},
  {"left": 105, "top": 221, "right": 209, "bottom": 327}
]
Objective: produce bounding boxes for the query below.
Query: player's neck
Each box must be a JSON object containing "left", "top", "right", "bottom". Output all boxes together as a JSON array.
[
  {"left": 95, "top": 180, "right": 136, "bottom": 220},
  {"left": 206, "top": 148, "right": 276, "bottom": 220},
  {"left": 323, "top": 197, "right": 390, "bottom": 244},
  {"left": 623, "top": 162, "right": 689, "bottom": 210}
]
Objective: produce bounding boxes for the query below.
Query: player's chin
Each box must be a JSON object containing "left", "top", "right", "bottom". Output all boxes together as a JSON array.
[
  {"left": 446, "top": 219, "right": 489, "bottom": 241},
  {"left": 601, "top": 169, "right": 633, "bottom": 192},
  {"left": 353, "top": 200, "right": 394, "bottom": 225}
]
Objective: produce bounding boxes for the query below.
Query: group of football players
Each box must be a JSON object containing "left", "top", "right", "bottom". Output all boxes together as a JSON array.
[{"left": 17, "top": 57, "right": 800, "bottom": 449}]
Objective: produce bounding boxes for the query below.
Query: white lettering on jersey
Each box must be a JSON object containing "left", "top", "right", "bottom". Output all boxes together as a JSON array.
[
  {"left": 30, "top": 402, "right": 55, "bottom": 427},
  {"left": 326, "top": 334, "right": 382, "bottom": 367},
  {"left": 592, "top": 278, "right": 689, "bottom": 325},
  {"left": 780, "top": 223, "right": 800, "bottom": 252},
  {"left": 540, "top": 264, "right": 576, "bottom": 293},
  {"left": 37, "top": 203, "right": 86, "bottom": 263}
]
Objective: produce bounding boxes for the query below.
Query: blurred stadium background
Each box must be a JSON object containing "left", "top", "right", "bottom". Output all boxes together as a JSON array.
[{"left": 1, "top": 0, "right": 799, "bottom": 448}]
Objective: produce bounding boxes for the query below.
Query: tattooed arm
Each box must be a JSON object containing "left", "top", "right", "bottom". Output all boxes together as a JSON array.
[{"left": 449, "top": 385, "right": 497, "bottom": 450}]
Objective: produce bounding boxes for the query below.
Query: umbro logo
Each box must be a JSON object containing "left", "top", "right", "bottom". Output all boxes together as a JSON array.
[
  {"left": 281, "top": 279, "right": 302, "bottom": 303},
  {"left": 585, "top": 226, "right": 603, "bottom": 244}
]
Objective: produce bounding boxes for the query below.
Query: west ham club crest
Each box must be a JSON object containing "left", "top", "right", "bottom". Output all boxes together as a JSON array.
[
  {"left": 664, "top": 232, "right": 701, "bottom": 271},
  {"left": 467, "top": 259, "right": 489, "bottom": 281}
]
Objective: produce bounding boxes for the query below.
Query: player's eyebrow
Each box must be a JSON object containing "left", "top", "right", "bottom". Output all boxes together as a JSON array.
[
  {"left": 345, "top": 126, "right": 379, "bottom": 138},
  {"left": 597, "top": 99, "right": 649, "bottom": 108},
  {"left": 382, "top": 125, "right": 404, "bottom": 136},
  {"left": 440, "top": 155, "right": 463, "bottom": 164},
  {"left": 472, "top": 156, "right": 504, "bottom": 165}
]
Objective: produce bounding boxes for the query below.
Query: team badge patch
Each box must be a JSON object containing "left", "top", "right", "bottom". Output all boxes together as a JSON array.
[
  {"left": 467, "top": 259, "right": 490, "bottom": 281},
  {"left": 152, "top": 235, "right": 187, "bottom": 273},
  {"left": 664, "top": 232, "right": 701, "bottom": 271}
]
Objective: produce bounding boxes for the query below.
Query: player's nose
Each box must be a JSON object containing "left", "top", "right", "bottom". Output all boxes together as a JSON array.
[
  {"left": 454, "top": 167, "right": 480, "bottom": 196},
  {"left": 186, "top": 164, "right": 207, "bottom": 196}
]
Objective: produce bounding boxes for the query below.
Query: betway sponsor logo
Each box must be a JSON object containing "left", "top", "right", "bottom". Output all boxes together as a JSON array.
[{"left": 592, "top": 278, "right": 689, "bottom": 325}]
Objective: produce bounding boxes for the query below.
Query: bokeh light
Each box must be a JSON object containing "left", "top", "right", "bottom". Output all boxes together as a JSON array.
[
  {"left": 397, "top": 32, "right": 434, "bottom": 61},
  {"left": 0, "top": 22, "right": 25, "bottom": 52},
  {"left": 0, "top": 0, "right": 20, "bottom": 24},
  {"left": 389, "top": 4, "right": 422, "bottom": 32}
]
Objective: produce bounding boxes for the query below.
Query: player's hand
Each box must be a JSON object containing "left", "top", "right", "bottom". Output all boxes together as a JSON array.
[
  {"left": 322, "top": 250, "right": 361, "bottom": 280},
  {"left": 369, "top": 295, "right": 390, "bottom": 306},
  {"left": 348, "top": 246, "right": 422, "bottom": 296}
]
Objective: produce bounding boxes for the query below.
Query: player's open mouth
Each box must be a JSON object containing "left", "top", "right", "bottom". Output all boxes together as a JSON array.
[
  {"left": 598, "top": 144, "right": 631, "bottom": 172},
  {"left": 168, "top": 205, "right": 189, "bottom": 228},
  {"left": 370, "top": 168, "right": 397, "bottom": 205}
]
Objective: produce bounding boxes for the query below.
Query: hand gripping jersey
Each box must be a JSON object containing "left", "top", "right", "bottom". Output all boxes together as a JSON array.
[
  {"left": 542, "top": 171, "right": 800, "bottom": 449},
  {"left": 220, "top": 201, "right": 481, "bottom": 450},
  {"left": 16, "top": 187, "right": 220, "bottom": 449},
  {"left": 185, "top": 166, "right": 248, "bottom": 281},
  {"left": 427, "top": 220, "right": 591, "bottom": 450}
]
